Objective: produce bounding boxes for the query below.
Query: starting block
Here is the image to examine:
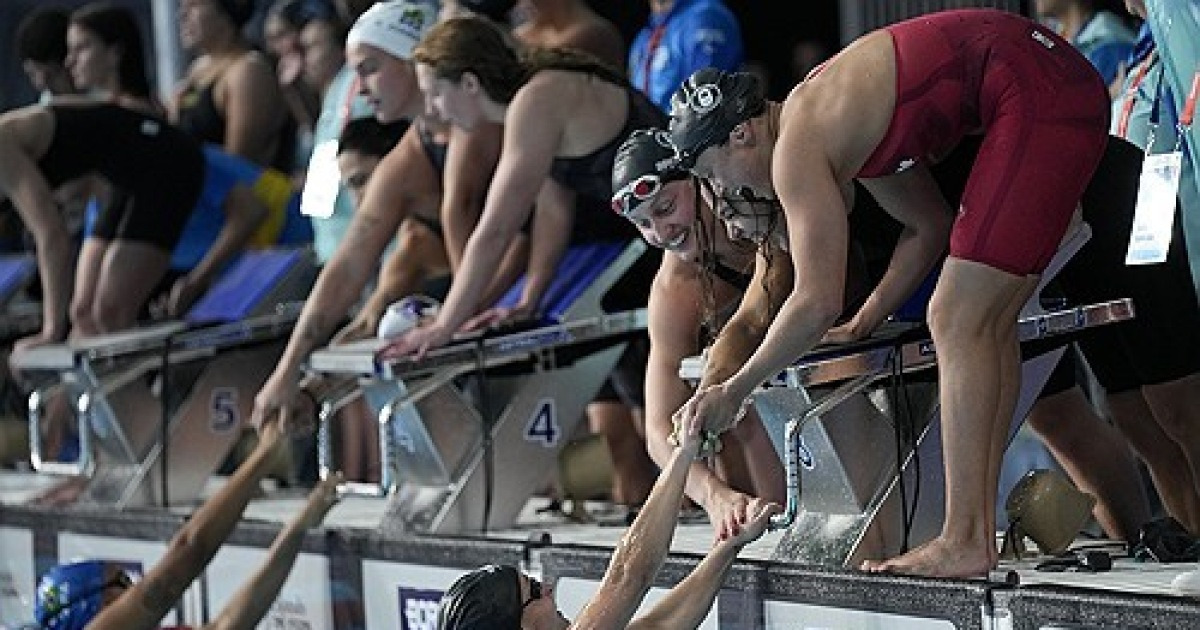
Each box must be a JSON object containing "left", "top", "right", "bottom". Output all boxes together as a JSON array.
[
  {"left": 680, "top": 224, "right": 1136, "bottom": 567},
  {"left": 307, "top": 240, "right": 650, "bottom": 534},
  {"left": 11, "top": 248, "right": 317, "bottom": 507}
]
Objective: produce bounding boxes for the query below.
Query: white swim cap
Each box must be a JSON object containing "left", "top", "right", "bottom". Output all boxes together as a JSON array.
[{"left": 346, "top": 0, "right": 439, "bottom": 61}]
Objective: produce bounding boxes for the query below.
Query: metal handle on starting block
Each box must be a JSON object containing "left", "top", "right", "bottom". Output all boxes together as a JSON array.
[
  {"left": 28, "top": 387, "right": 95, "bottom": 476},
  {"left": 315, "top": 382, "right": 393, "bottom": 497},
  {"left": 768, "top": 370, "right": 879, "bottom": 531}
]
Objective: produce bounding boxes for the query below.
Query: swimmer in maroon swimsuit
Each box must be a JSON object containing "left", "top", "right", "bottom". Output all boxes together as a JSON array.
[{"left": 668, "top": 8, "right": 1109, "bottom": 578}]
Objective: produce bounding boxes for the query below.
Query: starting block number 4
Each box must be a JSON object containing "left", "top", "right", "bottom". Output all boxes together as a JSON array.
[{"left": 524, "top": 399, "right": 561, "bottom": 447}]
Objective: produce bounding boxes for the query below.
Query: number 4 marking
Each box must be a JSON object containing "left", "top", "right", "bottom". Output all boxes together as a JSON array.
[{"left": 524, "top": 399, "right": 560, "bottom": 447}]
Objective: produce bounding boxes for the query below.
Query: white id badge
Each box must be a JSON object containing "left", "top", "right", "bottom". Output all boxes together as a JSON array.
[
  {"left": 1125, "top": 150, "right": 1182, "bottom": 265},
  {"left": 299, "top": 139, "right": 341, "bottom": 219}
]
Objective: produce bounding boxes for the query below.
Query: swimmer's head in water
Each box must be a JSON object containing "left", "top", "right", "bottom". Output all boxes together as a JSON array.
[
  {"left": 668, "top": 68, "right": 766, "bottom": 171},
  {"left": 437, "top": 564, "right": 523, "bottom": 629},
  {"left": 36, "top": 560, "right": 131, "bottom": 630}
]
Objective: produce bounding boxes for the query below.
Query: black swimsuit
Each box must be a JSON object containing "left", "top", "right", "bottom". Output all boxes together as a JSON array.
[
  {"left": 38, "top": 104, "right": 204, "bottom": 250},
  {"left": 176, "top": 80, "right": 296, "bottom": 173},
  {"left": 547, "top": 78, "right": 668, "bottom": 408},
  {"left": 413, "top": 119, "right": 448, "bottom": 238},
  {"left": 549, "top": 83, "right": 668, "bottom": 245}
]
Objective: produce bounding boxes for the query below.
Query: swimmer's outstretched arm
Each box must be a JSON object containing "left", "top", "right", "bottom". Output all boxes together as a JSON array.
[
  {"left": 254, "top": 132, "right": 421, "bottom": 427},
  {"left": 86, "top": 420, "right": 286, "bottom": 630},
  {"left": 629, "top": 500, "right": 777, "bottom": 630},
  {"left": 203, "top": 473, "right": 341, "bottom": 630},
  {"left": 570, "top": 421, "right": 703, "bottom": 629}
]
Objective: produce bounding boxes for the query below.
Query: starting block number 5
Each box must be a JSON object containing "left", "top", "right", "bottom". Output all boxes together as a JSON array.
[
  {"left": 524, "top": 399, "right": 560, "bottom": 447},
  {"left": 210, "top": 387, "right": 239, "bottom": 433}
]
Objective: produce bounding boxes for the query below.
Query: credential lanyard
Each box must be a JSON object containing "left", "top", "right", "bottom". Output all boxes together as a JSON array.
[
  {"left": 641, "top": 23, "right": 668, "bottom": 95},
  {"left": 1125, "top": 68, "right": 1199, "bottom": 266}
]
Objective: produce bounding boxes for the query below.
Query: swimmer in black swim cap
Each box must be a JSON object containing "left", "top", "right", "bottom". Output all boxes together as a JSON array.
[
  {"left": 437, "top": 564, "right": 563, "bottom": 629},
  {"left": 435, "top": 421, "right": 779, "bottom": 629}
]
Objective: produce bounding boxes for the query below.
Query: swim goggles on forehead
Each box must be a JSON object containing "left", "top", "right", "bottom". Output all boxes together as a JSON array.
[{"left": 611, "top": 173, "right": 664, "bottom": 217}]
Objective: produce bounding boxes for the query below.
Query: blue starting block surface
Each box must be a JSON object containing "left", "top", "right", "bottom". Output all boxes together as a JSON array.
[
  {"left": 494, "top": 241, "right": 628, "bottom": 324},
  {"left": 12, "top": 249, "right": 314, "bottom": 369},
  {"left": 186, "top": 249, "right": 308, "bottom": 324},
  {"left": 0, "top": 255, "right": 35, "bottom": 303}
]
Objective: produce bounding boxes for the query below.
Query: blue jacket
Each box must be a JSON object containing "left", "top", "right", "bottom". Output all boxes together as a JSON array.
[{"left": 628, "top": 0, "right": 744, "bottom": 112}]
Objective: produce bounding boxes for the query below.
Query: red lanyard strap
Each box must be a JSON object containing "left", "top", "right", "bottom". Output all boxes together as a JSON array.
[
  {"left": 340, "top": 75, "right": 361, "bottom": 131},
  {"left": 1117, "top": 52, "right": 1157, "bottom": 138},
  {"left": 1182, "top": 69, "right": 1200, "bottom": 129},
  {"left": 641, "top": 24, "right": 668, "bottom": 94}
]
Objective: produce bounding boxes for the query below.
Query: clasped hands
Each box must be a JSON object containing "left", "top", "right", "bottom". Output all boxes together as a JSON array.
[{"left": 670, "top": 381, "right": 754, "bottom": 457}]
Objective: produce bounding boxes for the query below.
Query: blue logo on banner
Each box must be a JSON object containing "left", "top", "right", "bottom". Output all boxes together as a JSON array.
[{"left": 399, "top": 586, "right": 444, "bottom": 630}]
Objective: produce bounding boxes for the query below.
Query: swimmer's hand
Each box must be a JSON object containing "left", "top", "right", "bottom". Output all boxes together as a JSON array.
[
  {"left": 673, "top": 382, "right": 752, "bottom": 439},
  {"left": 378, "top": 319, "right": 453, "bottom": 360},
  {"left": 724, "top": 499, "right": 782, "bottom": 547},
  {"left": 822, "top": 310, "right": 881, "bottom": 345},
  {"left": 297, "top": 472, "right": 342, "bottom": 529},
  {"left": 253, "top": 371, "right": 317, "bottom": 436},
  {"left": 331, "top": 297, "right": 387, "bottom": 345},
  {"left": 165, "top": 274, "right": 210, "bottom": 318},
  {"left": 668, "top": 417, "right": 722, "bottom": 457},
  {"left": 461, "top": 302, "right": 536, "bottom": 332}
]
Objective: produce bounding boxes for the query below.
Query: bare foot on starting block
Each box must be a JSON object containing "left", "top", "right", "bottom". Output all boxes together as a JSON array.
[{"left": 860, "top": 535, "right": 996, "bottom": 579}]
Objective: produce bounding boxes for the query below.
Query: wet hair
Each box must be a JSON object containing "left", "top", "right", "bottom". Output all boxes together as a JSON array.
[
  {"left": 16, "top": 8, "right": 70, "bottom": 64},
  {"left": 668, "top": 68, "right": 766, "bottom": 169},
  {"left": 413, "top": 16, "right": 626, "bottom": 105},
  {"left": 337, "top": 116, "right": 410, "bottom": 157},
  {"left": 71, "top": 3, "right": 153, "bottom": 99},
  {"left": 214, "top": 0, "right": 258, "bottom": 28},
  {"left": 437, "top": 564, "right": 523, "bottom": 630}
]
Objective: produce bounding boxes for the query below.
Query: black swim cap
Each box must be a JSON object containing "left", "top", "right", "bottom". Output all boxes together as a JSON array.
[
  {"left": 437, "top": 564, "right": 522, "bottom": 630},
  {"left": 668, "top": 68, "right": 766, "bottom": 169},
  {"left": 611, "top": 129, "right": 689, "bottom": 216}
]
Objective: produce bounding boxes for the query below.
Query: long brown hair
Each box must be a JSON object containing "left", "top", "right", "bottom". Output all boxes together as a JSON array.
[
  {"left": 413, "top": 16, "right": 627, "bottom": 104},
  {"left": 71, "top": 3, "right": 152, "bottom": 100}
]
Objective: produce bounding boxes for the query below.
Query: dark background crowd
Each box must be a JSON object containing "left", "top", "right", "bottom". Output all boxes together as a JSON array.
[{"left": 1, "top": 0, "right": 1015, "bottom": 111}]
